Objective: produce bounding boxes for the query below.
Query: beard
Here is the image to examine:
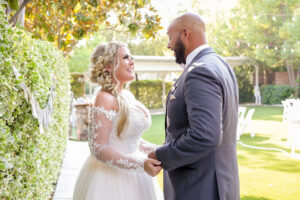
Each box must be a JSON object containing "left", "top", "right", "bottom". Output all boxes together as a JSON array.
[{"left": 174, "top": 37, "right": 186, "bottom": 65}]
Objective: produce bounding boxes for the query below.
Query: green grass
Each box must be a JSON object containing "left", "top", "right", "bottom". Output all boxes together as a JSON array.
[
  {"left": 142, "top": 105, "right": 300, "bottom": 200},
  {"left": 142, "top": 114, "right": 165, "bottom": 145},
  {"left": 244, "top": 105, "right": 284, "bottom": 122}
]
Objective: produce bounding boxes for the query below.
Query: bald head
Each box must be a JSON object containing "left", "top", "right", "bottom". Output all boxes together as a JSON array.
[{"left": 168, "top": 13, "right": 206, "bottom": 35}]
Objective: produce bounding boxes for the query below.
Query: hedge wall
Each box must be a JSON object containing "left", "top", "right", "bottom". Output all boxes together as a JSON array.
[
  {"left": 130, "top": 80, "right": 172, "bottom": 108},
  {"left": 260, "top": 84, "right": 294, "bottom": 104},
  {"left": 70, "top": 72, "right": 85, "bottom": 98},
  {"left": 0, "top": 7, "right": 70, "bottom": 199},
  {"left": 234, "top": 65, "right": 255, "bottom": 103}
]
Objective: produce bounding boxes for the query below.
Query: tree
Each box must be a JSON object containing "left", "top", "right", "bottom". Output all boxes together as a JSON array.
[
  {"left": 207, "top": 0, "right": 300, "bottom": 95},
  {"left": 68, "top": 28, "right": 169, "bottom": 73},
  {"left": 4, "top": 0, "right": 32, "bottom": 26},
  {"left": 3, "top": 0, "right": 162, "bottom": 55},
  {"left": 280, "top": 7, "right": 300, "bottom": 97}
]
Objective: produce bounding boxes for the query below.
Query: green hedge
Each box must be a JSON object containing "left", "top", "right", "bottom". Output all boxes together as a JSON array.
[
  {"left": 260, "top": 84, "right": 294, "bottom": 104},
  {"left": 0, "top": 7, "right": 70, "bottom": 199},
  {"left": 70, "top": 73, "right": 85, "bottom": 98},
  {"left": 130, "top": 80, "right": 172, "bottom": 108},
  {"left": 234, "top": 65, "right": 255, "bottom": 103}
]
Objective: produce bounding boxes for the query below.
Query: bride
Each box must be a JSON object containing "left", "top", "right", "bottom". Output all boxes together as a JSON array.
[{"left": 73, "top": 41, "right": 164, "bottom": 200}]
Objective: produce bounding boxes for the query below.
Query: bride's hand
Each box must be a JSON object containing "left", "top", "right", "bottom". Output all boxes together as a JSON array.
[{"left": 144, "top": 158, "right": 162, "bottom": 177}]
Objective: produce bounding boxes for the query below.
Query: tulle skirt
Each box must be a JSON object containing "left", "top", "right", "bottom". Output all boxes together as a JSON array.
[{"left": 73, "top": 155, "right": 164, "bottom": 200}]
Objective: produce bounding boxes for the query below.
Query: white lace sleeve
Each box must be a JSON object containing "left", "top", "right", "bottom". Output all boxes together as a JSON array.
[
  {"left": 139, "top": 138, "right": 160, "bottom": 154},
  {"left": 88, "top": 106, "right": 145, "bottom": 172}
]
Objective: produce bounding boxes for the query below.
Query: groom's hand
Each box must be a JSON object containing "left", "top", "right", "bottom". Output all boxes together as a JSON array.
[
  {"left": 144, "top": 158, "right": 162, "bottom": 177},
  {"left": 148, "top": 150, "right": 158, "bottom": 160}
]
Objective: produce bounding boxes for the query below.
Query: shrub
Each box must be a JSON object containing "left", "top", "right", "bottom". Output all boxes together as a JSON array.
[
  {"left": 130, "top": 80, "right": 172, "bottom": 108},
  {"left": 70, "top": 73, "right": 85, "bottom": 98},
  {"left": 234, "top": 65, "right": 255, "bottom": 103},
  {"left": 0, "top": 7, "right": 70, "bottom": 199},
  {"left": 260, "top": 84, "right": 294, "bottom": 104}
]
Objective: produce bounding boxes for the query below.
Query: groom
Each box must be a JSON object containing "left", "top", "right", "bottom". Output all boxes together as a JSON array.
[{"left": 149, "top": 13, "right": 240, "bottom": 200}]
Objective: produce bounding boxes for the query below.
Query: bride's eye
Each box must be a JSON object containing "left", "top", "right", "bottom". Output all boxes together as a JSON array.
[{"left": 123, "top": 55, "right": 133, "bottom": 61}]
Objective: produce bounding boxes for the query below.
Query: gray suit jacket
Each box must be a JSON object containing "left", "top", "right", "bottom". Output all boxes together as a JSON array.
[{"left": 156, "top": 47, "right": 240, "bottom": 200}]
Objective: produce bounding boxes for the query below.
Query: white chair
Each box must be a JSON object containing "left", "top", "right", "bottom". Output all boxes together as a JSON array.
[
  {"left": 287, "top": 101, "right": 300, "bottom": 154},
  {"left": 239, "top": 107, "right": 246, "bottom": 120},
  {"left": 282, "top": 99, "right": 300, "bottom": 147},
  {"left": 282, "top": 100, "right": 293, "bottom": 146},
  {"left": 237, "top": 107, "right": 246, "bottom": 139},
  {"left": 237, "top": 108, "right": 255, "bottom": 140},
  {"left": 282, "top": 100, "right": 292, "bottom": 123}
]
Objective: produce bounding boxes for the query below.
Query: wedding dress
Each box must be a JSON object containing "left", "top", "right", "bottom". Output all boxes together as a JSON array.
[{"left": 73, "top": 90, "right": 163, "bottom": 200}]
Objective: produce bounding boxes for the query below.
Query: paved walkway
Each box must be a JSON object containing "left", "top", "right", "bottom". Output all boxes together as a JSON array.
[{"left": 52, "top": 141, "right": 89, "bottom": 200}]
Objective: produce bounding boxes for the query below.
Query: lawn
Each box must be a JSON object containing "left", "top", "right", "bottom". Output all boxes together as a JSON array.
[
  {"left": 142, "top": 105, "right": 300, "bottom": 200},
  {"left": 244, "top": 105, "right": 284, "bottom": 122}
]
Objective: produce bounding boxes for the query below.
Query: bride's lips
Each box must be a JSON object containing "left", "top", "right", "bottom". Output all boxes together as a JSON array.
[{"left": 127, "top": 67, "right": 134, "bottom": 73}]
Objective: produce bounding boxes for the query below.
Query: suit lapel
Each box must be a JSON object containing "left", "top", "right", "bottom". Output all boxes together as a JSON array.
[
  {"left": 165, "top": 71, "right": 183, "bottom": 132},
  {"left": 169, "top": 48, "right": 215, "bottom": 96},
  {"left": 165, "top": 47, "right": 215, "bottom": 135},
  {"left": 165, "top": 91, "right": 171, "bottom": 131}
]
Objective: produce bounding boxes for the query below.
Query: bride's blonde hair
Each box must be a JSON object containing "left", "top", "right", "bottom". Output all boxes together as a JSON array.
[{"left": 90, "top": 41, "right": 129, "bottom": 137}]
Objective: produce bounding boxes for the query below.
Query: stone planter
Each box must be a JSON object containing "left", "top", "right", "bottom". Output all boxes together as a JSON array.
[{"left": 74, "top": 103, "right": 90, "bottom": 141}]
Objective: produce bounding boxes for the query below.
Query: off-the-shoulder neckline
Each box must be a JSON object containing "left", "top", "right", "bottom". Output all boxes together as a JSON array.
[{"left": 89, "top": 106, "right": 118, "bottom": 114}]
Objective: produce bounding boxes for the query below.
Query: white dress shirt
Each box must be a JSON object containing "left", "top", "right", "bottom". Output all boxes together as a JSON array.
[{"left": 185, "top": 44, "right": 209, "bottom": 67}]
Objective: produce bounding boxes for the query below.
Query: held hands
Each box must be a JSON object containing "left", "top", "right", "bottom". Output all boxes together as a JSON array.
[
  {"left": 148, "top": 150, "right": 158, "bottom": 160},
  {"left": 144, "top": 150, "right": 162, "bottom": 177},
  {"left": 144, "top": 158, "right": 162, "bottom": 177}
]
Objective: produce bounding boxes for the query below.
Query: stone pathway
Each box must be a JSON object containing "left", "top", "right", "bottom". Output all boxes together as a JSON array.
[{"left": 52, "top": 141, "right": 89, "bottom": 200}]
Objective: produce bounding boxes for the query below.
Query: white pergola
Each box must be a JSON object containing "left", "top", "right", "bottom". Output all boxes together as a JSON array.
[{"left": 133, "top": 56, "right": 261, "bottom": 108}]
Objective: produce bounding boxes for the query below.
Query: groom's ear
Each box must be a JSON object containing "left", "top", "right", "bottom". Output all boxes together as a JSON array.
[{"left": 183, "top": 28, "right": 191, "bottom": 39}]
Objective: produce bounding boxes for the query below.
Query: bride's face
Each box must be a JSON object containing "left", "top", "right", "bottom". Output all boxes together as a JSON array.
[{"left": 113, "top": 46, "right": 135, "bottom": 84}]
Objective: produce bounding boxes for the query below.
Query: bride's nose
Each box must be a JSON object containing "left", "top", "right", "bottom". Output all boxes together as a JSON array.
[{"left": 129, "top": 57, "right": 134, "bottom": 64}]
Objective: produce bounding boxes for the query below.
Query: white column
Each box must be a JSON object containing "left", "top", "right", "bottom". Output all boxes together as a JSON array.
[{"left": 254, "top": 65, "right": 261, "bottom": 105}]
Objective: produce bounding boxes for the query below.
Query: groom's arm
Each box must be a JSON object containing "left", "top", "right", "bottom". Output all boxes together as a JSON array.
[{"left": 156, "top": 65, "right": 223, "bottom": 171}]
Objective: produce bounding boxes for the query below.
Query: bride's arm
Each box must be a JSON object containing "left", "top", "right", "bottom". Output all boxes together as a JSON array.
[
  {"left": 139, "top": 138, "right": 160, "bottom": 154},
  {"left": 89, "top": 92, "right": 159, "bottom": 172}
]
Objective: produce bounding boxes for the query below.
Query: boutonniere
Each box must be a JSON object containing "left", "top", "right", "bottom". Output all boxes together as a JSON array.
[{"left": 170, "top": 94, "right": 176, "bottom": 100}]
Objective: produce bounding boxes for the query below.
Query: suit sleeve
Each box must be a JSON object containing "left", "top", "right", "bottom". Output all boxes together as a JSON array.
[{"left": 156, "top": 66, "right": 223, "bottom": 171}]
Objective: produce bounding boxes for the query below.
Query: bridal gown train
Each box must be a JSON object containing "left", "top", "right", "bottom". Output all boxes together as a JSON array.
[{"left": 73, "top": 91, "right": 163, "bottom": 200}]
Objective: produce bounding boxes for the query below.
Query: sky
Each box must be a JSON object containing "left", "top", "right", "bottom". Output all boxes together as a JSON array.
[{"left": 151, "top": 0, "right": 238, "bottom": 29}]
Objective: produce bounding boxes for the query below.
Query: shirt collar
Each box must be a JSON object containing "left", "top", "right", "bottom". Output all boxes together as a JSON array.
[{"left": 186, "top": 44, "right": 209, "bottom": 66}]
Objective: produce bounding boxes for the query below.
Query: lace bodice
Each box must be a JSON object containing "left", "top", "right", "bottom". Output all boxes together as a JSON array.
[{"left": 88, "top": 90, "right": 158, "bottom": 172}]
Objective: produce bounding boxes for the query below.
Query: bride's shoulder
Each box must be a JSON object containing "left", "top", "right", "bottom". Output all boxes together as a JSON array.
[
  {"left": 122, "top": 90, "right": 136, "bottom": 100},
  {"left": 94, "top": 91, "right": 118, "bottom": 112}
]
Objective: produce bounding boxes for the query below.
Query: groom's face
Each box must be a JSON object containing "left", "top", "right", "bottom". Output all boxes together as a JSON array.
[{"left": 167, "top": 28, "right": 186, "bottom": 65}]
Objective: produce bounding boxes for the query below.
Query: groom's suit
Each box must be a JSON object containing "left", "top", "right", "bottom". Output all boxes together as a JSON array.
[{"left": 156, "top": 47, "right": 240, "bottom": 200}]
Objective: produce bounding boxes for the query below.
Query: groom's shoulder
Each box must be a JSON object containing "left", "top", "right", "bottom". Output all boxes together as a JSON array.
[
  {"left": 187, "top": 59, "right": 221, "bottom": 81},
  {"left": 188, "top": 61, "right": 205, "bottom": 72}
]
